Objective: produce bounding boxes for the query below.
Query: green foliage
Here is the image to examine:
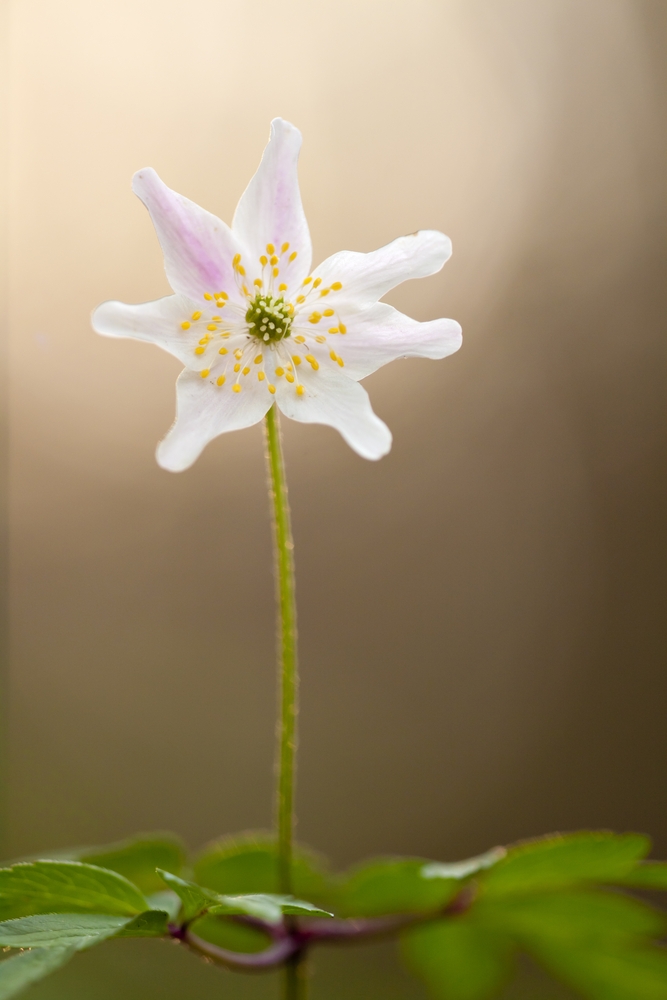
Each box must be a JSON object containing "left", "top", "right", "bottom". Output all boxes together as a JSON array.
[
  {"left": 72, "top": 832, "right": 187, "bottom": 894},
  {"left": 480, "top": 832, "right": 650, "bottom": 896},
  {"left": 0, "top": 913, "right": 131, "bottom": 949},
  {"left": 156, "top": 870, "right": 218, "bottom": 922},
  {"left": 189, "top": 913, "right": 272, "bottom": 953},
  {"left": 618, "top": 862, "right": 667, "bottom": 891},
  {"left": 0, "top": 947, "right": 77, "bottom": 1000},
  {"left": 402, "top": 918, "right": 515, "bottom": 1000},
  {"left": 337, "top": 858, "right": 462, "bottom": 918},
  {"left": 114, "top": 909, "right": 170, "bottom": 937},
  {"left": 193, "top": 832, "right": 331, "bottom": 901},
  {"left": 0, "top": 861, "right": 149, "bottom": 920}
]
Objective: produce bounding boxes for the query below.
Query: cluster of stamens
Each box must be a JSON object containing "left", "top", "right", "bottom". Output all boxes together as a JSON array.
[{"left": 246, "top": 295, "right": 293, "bottom": 342}]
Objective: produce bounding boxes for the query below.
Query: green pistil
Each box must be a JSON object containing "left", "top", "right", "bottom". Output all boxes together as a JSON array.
[{"left": 246, "top": 294, "right": 292, "bottom": 343}]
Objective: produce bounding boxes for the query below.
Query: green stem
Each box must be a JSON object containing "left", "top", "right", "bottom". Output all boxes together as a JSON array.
[{"left": 264, "top": 404, "right": 298, "bottom": 898}]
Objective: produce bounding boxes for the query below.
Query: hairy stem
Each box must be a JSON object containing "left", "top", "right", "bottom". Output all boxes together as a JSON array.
[{"left": 264, "top": 404, "right": 298, "bottom": 897}]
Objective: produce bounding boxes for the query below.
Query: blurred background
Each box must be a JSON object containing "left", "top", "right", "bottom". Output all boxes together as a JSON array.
[{"left": 3, "top": 0, "right": 666, "bottom": 996}]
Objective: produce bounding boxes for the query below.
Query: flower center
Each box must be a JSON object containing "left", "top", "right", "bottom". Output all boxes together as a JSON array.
[{"left": 245, "top": 294, "right": 293, "bottom": 343}]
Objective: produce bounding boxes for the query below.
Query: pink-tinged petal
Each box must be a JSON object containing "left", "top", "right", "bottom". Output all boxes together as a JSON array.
[
  {"left": 157, "top": 370, "right": 271, "bottom": 472},
  {"left": 310, "top": 302, "right": 462, "bottom": 381},
  {"left": 275, "top": 366, "right": 391, "bottom": 461},
  {"left": 312, "top": 231, "right": 452, "bottom": 308},
  {"left": 93, "top": 294, "right": 205, "bottom": 368},
  {"left": 132, "top": 168, "right": 245, "bottom": 305},
  {"left": 232, "top": 119, "right": 312, "bottom": 285}
]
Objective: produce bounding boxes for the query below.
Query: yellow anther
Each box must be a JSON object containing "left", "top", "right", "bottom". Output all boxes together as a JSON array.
[
  {"left": 275, "top": 367, "right": 285, "bottom": 377},
  {"left": 233, "top": 384, "right": 242, "bottom": 393},
  {"left": 242, "top": 284, "right": 249, "bottom": 295},
  {"left": 294, "top": 335, "right": 306, "bottom": 343},
  {"left": 305, "top": 354, "right": 319, "bottom": 370},
  {"left": 285, "top": 373, "right": 295, "bottom": 383},
  {"left": 266, "top": 243, "right": 275, "bottom": 255},
  {"left": 292, "top": 355, "right": 302, "bottom": 365},
  {"left": 191, "top": 311, "right": 202, "bottom": 320},
  {"left": 203, "top": 293, "right": 213, "bottom": 301},
  {"left": 328, "top": 327, "right": 339, "bottom": 334},
  {"left": 217, "top": 291, "right": 228, "bottom": 300},
  {"left": 234, "top": 349, "right": 243, "bottom": 359},
  {"left": 268, "top": 384, "right": 276, "bottom": 394},
  {"left": 289, "top": 251, "right": 298, "bottom": 262},
  {"left": 330, "top": 350, "right": 338, "bottom": 361},
  {"left": 242, "top": 366, "right": 250, "bottom": 375},
  {"left": 254, "top": 278, "right": 263, "bottom": 287},
  {"left": 234, "top": 363, "right": 241, "bottom": 373},
  {"left": 304, "top": 354, "right": 315, "bottom": 363},
  {"left": 222, "top": 332, "right": 231, "bottom": 338},
  {"left": 287, "top": 303, "right": 295, "bottom": 314},
  {"left": 233, "top": 253, "right": 241, "bottom": 266},
  {"left": 199, "top": 336, "right": 210, "bottom": 345},
  {"left": 270, "top": 255, "right": 278, "bottom": 266},
  {"left": 181, "top": 321, "right": 191, "bottom": 330},
  {"left": 254, "top": 354, "right": 263, "bottom": 364},
  {"left": 217, "top": 375, "right": 225, "bottom": 386},
  {"left": 303, "top": 276, "right": 313, "bottom": 285},
  {"left": 207, "top": 324, "right": 217, "bottom": 332},
  {"left": 281, "top": 242, "right": 290, "bottom": 253},
  {"left": 313, "top": 277, "right": 322, "bottom": 288},
  {"left": 219, "top": 347, "right": 228, "bottom": 355},
  {"left": 278, "top": 283, "right": 288, "bottom": 291},
  {"left": 195, "top": 347, "right": 205, "bottom": 355},
  {"left": 315, "top": 335, "right": 326, "bottom": 343},
  {"left": 258, "top": 371, "right": 266, "bottom": 381},
  {"left": 330, "top": 282, "right": 342, "bottom": 291},
  {"left": 212, "top": 316, "right": 221, "bottom": 321},
  {"left": 337, "top": 357, "right": 344, "bottom": 367},
  {"left": 296, "top": 385, "right": 304, "bottom": 396},
  {"left": 273, "top": 267, "right": 279, "bottom": 277},
  {"left": 323, "top": 309, "right": 334, "bottom": 317},
  {"left": 309, "top": 312, "right": 321, "bottom": 324},
  {"left": 296, "top": 295, "right": 306, "bottom": 304},
  {"left": 260, "top": 255, "right": 268, "bottom": 266},
  {"left": 200, "top": 368, "right": 210, "bottom": 378},
  {"left": 339, "top": 323, "right": 347, "bottom": 334},
  {"left": 238, "top": 265, "right": 246, "bottom": 276},
  {"left": 319, "top": 288, "right": 330, "bottom": 296}
]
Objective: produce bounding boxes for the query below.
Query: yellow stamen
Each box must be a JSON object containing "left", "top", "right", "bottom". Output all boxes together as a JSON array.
[
  {"left": 207, "top": 324, "right": 217, "bottom": 332},
  {"left": 315, "top": 335, "right": 326, "bottom": 343},
  {"left": 294, "top": 335, "right": 306, "bottom": 343},
  {"left": 319, "top": 288, "right": 330, "bottom": 296},
  {"left": 233, "top": 384, "right": 242, "bottom": 393},
  {"left": 296, "top": 295, "right": 306, "bottom": 304},
  {"left": 309, "top": 312, "right": 321, "bottom": 324},
  {"left": 331, "top": 282, "right": 342, "bottom": 291},
  {"left": 234, "top": 349, "right": 243, "bottom": 359},
  {"left": 313, "top": 277, "right": 322, "bottom": 288},
  {"left": 330, "top": 350, "right": 338, "bottom": 361},
  {"left": 234, "top": 363, "right": 241, "bottom": 373},
  {"left": 204, "top": 293, "right": 213, "bottom": 301},
  {"left": 303, "top": 277, "right": 312, "bottom": 285},
  {"left": 268, "top": 384, "right": 276, "bottom": 394},
  {"left": 289, "top": 251, "right": 298, "bottom": 262},
  {"left": 296, "top": 385, "right": 304, "bottom": 396},
  {"left": 281, "top": 242, "right": 290, "bottom": 253},
  {"left": 200, "top": 368, "right": 210, "bottom": 378},
  {"left": 260, "top": 255, "right": 268, "bottom": 266},
  {"left": 337, "top": 357, "right": 344, "bottom": 367},
  {"left": 278, "top": 283, "right": 288, "bottom": 291},
  {"left": 238, "top": 265, "right": 246, "bottom": 276},
  {"left": 254, "top": 278, "right": 263, "bottom": 287},
  {"left": 339, "top": 323, "right": 347, "bottom": 334},
  {"left": 285, "top": 373, "right": 295, "bottom": 383},
  {"left": 217, "top": 291, "right": 228, "bottom": 300},
  {"left": 328, "top": 327, "right": 339, "bottom": 334},
  {"left": 292, "top": 355, "right": 302, "bottom": 365},
  {"left": 217, "top": 375, "right": 225, "bottom": 386},
  {"left": 242, "top": 366, "right": 250, "bottom": 375},
  {"left": 219, "top": 347, "right": 228, "bottom": 355},
  {"left": 199, "top": 336, "right": 210, "bottom": 345},
  {"left": 254, "top": 354, "right": 263, "bottom": 364},
  {"left": 270, "top": 255, "right": 278, "bottom": 266},
  {"left": 275, "top": 367, "right": 285, "bottom": 377},
  {"left": 323, "top": 309, "right": 334, "bottom": 317},
  {"left": 194, "top": 347, "right": 205, "bottom": 355},
  {"left": 258, "top": 371, "right": 265, "bottom": 381},
  {"left": 266, "top": 243, "right": 275, "bottom": 254},
  {"left": 191, "top": 311, "right": 202, "bottom": 321},
  {"left": 181, "top": 321, "right": 191, "bottom": 330},
  {"left": 233, "top": 254, "right": 241, "bottom": 266},
  {"left": 242, "top": 284, "right": 249, "bottom": 295},
  {"left": 273, "top": 267, "right": 279, "bottom": 277},
  {"left": 212, "top": 316, "right": 221, "bottom": 321}
]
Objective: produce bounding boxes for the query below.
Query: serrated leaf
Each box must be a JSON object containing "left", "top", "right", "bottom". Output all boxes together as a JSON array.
[
  {"left": 337, "top": 858, "right": 461, "bottom": 918},
  {"left": 0, "top": 947, "right": 76, "bottom": 999},
  {"left": 531, "top": 940, "right": 667, "bottom": 1000},
  {"left": 114, "top": 909, "right": 169, "bottom": 937},
  {"left": 74, "top": 832, "right": 186, "bottom": 894},
  {"left": 422, "top": 848, "right": 506, "bottom": 882},
  {"left": 146, "top": 890, "right": 181, "bottom": 922},
  {"left": 193, "top": 833, "right": 331, "bottom": 902},
  {"left": 481, "top": 832, "right": 650, "bottom": 896},
  {"left": 156, "top": 870, "right": 217, "bottom": 923},
  {"left": 618, "top": 862, "right": 667, "bottom": 891},
  {"left": 402, "top": 918, "right": 515, "bottom": 1000},
  {"left": 476, "top": 889, "right": 665, "bottom": 945},
  {"left": 0, "top": 861, "right": 149, "bottom": 920},
  {"left": 210, "top": 893, "right": 333, "bottom": 925},
  {"left": 0, "top": 913, "right": 130, "bottom": 949}
]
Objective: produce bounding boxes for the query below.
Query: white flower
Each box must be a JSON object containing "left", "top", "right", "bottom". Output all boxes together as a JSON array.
[{"left": 92, "top": 119, "right": 461, "bottom": 471}]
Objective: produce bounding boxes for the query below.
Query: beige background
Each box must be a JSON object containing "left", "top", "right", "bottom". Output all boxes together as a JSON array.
[{"left": 5, "top": 0, "right": 667, "bottom": 996}]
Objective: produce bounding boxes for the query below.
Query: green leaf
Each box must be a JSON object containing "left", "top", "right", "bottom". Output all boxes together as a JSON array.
[
  {"left": 74, "top": 832, "right": 187, "bottom": 894},
  {"left": 618, "top": 862, "right": 667, "bottom": 891},
  {"left": 337, "top": 858, "right": 462, "bottom": 918},
  {"left": 146, "top": 890, "right": 181, "bottom": 922},
  {"left": 421, "top": 848, "right": 506, "bottom": 882},
  {"left": 210, "top": 894, "right": 333, "bottom": 925},
  {"left": 481, "top": 832, "right": 650, "bottom": 896},
  {"left": 0, "top": 913, "right": 130, "bottom": 949},
  {"left": 189, "top": 914, "right": 271, "bottom": 954},
  {"left": 156, "top": 870, "right": 217, "bottom": 923},
  {"left": 0, "top": 947, "right": 76, "bottom": 999},
  {"left": 402, "top": 918, "right": 515, "bottom": 1000},
  {"left": 0, "top": 861, "right": 149, "bottom": 920},
  {"left": 114, "top": 909, "right": 169, "bottom": 937},
  {"left": 193, "top": 832, "right": 331, "bottom": 902},
  {"left": 531, "top": 941, "right": 667, "bottom": 1000},
  {"left": 476, "top": 889, "right": 665, "bottom": 945}
]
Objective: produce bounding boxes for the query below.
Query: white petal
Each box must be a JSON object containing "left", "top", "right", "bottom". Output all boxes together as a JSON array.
[
  {"left": 317, "top": 302, "right": 462, "bottom": 381},
  {"left": 312, "top": 231, "right": 452, "bottom": 308},
  {"left": 232, "top": 119, "right": 312, "bottom": 286},
  {"left": 276, "top": 366, "right": 391, "bottom": 461},
  {"left": 157, "top": 370, "right": 271, "bottom": 472},
  {"left": 132, "top": 168, "right": 245, "bottom": 305},
  {"left": 92, "top": 294, "right": 204, "bottom": 367}
]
